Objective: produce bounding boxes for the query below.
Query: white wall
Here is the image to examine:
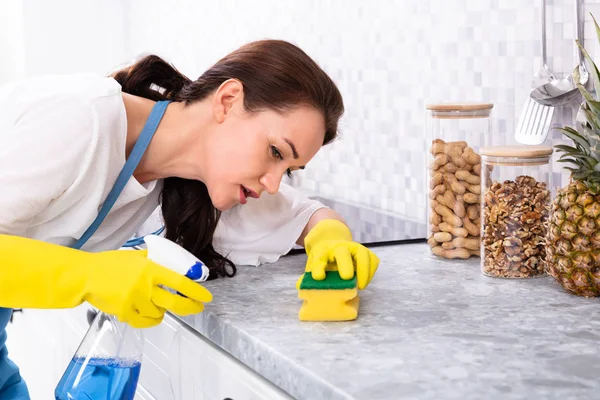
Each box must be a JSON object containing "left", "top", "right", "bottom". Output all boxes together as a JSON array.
[
  {"left": 9, "top": 0, "right": 131, "bottom": 78},
  {"left": 0, "top": 0, "right": 25, "bottom": 86}
]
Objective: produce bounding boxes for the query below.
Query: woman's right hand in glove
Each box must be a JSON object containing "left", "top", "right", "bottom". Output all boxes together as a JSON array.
[{"left": 0, "top": 234, "right": 212, "bottom": 328}]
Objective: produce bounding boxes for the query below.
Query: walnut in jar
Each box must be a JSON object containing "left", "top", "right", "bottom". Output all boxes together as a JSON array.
[{"left": 482, "top": 175, "right": 550, "bottom": 278}]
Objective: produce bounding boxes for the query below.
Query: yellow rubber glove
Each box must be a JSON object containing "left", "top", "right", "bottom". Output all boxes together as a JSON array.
[
  {"left": 0, "top": 234, "right": 212, "bottom": 328},
  {"left": 304, "top": 219, "right": 379, "bottom": 290}
]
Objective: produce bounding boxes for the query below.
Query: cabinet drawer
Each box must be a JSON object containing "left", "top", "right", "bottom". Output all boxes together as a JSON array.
[
  {"left": 135, "top": 383, "right": 158, "bottom": 400},
  {"left": 178, "top": 323, "right": 293, "bottom": 400},
  {"left": 137, "top": 316, "right": 181, "bottom": 400},
  {"left": 139, "top": 314, "right": 292, "bottom": 400}
]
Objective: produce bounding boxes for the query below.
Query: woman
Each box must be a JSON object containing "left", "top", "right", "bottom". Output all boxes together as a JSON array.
[{"left": 0, "top": 39, "right": 379, "bottom": 398}]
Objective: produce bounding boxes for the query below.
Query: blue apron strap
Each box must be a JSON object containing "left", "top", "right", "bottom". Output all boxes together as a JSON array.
[
  {"left": 121, "top": 225, "right": 164, "bottom": 248},
  {"left": 72, "top": 100, "right": 171, "bottom": 250}
]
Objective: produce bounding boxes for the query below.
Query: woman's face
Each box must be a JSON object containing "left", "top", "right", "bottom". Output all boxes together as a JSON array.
[{"left": 199, "top": 82, "right": 326, "bottom": 211}]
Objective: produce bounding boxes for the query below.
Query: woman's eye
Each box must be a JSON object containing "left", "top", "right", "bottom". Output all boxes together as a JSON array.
[
  {"left": 271, "top": 146, "right": 283, "bottom": 160},
  {"left": 271, "top": 145, "right": 292, "bottom": 177}
]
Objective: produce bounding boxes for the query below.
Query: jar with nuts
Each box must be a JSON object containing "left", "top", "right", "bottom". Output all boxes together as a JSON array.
[
  {"left": 426, "top": 103, "right": 493, "bottom": 260},
  {"left": 479, "top": 146, "right": 553, "bottom": 278}
]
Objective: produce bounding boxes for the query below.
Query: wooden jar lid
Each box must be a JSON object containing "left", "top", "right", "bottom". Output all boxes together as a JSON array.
[
  {"left": 480, "top": 145, "right": 553, "bottom": 166},
  {"left": 426, "top": 103, "right": 493, "bottom": 119},
  {"left": 480, "top": 145, "right": 553, "bottom": 157},
  {"left": 426, "top": 103, "right": 494, "bottom": 111}
]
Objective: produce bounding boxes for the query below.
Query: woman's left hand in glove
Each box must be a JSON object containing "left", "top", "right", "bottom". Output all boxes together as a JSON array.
[{"left": 303, "top": 219, "right": 379, "bottom": 290}]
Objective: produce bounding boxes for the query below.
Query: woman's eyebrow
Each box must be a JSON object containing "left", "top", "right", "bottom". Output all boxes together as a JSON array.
[{"left": 284, "top": 138, "right": 299, "bottom": 159}]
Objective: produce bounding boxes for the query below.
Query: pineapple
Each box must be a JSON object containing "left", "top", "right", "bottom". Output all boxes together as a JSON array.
[{"left": 547, "top": 16, "right": 600, "bottom": 297}]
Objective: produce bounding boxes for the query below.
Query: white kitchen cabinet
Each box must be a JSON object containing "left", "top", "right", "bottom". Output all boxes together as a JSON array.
[
  {"left": 9, "top": 308, "right": 292, "bottom": 399},
  {"left": 138, "top": 313, "right": 293, "bottom": 400}
]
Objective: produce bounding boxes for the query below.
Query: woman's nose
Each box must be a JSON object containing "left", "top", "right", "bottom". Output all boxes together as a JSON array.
[{"left": 259, "top": 171, "right": 283, "bottom": 195}]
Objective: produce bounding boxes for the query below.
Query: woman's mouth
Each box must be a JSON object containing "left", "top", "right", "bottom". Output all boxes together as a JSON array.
[
  {"left": 240, "top": 186, "right": 248, "bottom": 205},
  {"left": 239, "top": 186, "right": 259, "bottom": 204}
]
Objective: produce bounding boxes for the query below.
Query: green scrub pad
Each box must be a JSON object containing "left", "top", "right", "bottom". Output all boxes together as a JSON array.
[{"left": 299, "top": 271, "right": 357, "bottom": 290}]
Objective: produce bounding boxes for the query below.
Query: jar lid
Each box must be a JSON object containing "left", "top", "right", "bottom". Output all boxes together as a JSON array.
[
  {"left": 480, "top": 145, "right": 553, "bottom": 157},
  {"left": 480, "top": 145, "right": 553, "bottom": 166},
  {"left": 426, "top": 103, "right": 494, "bottom": 111},
  {"left": 426, "top": 103, "right": 493, "bottom": 119}
]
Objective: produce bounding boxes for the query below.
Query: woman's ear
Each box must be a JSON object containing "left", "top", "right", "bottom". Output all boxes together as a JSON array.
[{"left": 213, "top": 79, "right": 244, "bottom": 123}]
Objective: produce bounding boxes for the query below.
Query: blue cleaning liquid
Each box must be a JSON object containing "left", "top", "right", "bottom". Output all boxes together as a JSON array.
[{"left": 55, "top": 357, "right": 141, "bottom": 400}]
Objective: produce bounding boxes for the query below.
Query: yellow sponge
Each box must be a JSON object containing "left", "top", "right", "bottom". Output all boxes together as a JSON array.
[{"left": 297, "top": 271, "right": 359, "bottom": 321}]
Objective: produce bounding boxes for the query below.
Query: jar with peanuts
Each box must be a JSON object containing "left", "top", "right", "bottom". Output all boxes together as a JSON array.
[
  {"left": 479, "top": 146, "right": 552, "bottom": 278},
  {"left": 426, "top": 103, "right": 493, "bottom": 260}
]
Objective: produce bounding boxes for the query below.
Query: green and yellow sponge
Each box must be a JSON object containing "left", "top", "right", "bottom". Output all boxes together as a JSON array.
[{"left": 297, "top": 271, "right": 359, "bottom": 321}]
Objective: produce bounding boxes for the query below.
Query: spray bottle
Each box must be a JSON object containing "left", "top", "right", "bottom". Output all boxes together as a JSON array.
[{"left": 54, "top": 236, "right": 209, "bottom": 400}]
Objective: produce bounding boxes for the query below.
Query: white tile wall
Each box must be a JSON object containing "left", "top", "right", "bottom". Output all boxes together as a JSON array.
[{"left": 124, "top": 1, "right": 600, "bottom": 222}]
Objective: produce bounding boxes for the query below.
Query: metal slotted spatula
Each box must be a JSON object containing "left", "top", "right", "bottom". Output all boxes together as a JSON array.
[
  {"left": 515, "top": 0, "right": 555, "bottom": 145},
  {"left": 515, "top": 98, "right": 554, "bottom": 145}
]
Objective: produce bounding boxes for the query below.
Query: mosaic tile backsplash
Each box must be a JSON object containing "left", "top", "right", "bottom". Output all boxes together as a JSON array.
[{"left": 13, "top": 0, "right": 600, "bottom": 227}]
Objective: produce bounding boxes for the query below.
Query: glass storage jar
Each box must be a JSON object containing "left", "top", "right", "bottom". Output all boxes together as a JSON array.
[
  {"left": 479, "top": 146, "right": 553, "bottom": 278},
  {"left": 426, "top": 103, "right": 493, "bottom": 260}
]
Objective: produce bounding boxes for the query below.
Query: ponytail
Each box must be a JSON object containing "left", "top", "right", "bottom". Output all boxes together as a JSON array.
[{"left": 111, "top": 55, "right": 191, "bottom": 101}]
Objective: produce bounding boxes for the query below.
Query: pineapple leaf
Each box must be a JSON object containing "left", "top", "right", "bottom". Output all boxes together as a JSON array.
[
  {"left": 580, "top": 155, "right": 598, "bottom": 168},
  {"left": 591, "top": 183, "right": 600, "bottom": 193},
  {"left": 583, "top": 127, "right": 600, "bottom": 158},
  {"left": 584, "top": 174, "right": 600, "bottom": 194},
  {"left": 557, "top": 157, "right": 584, "bottom": 167},
  {"left": 582, "top": 124, "right": 600, "bottom": 142},
  {"left": 572, "top": 170, "right": 594, "bottom": 180},
  {"left": 578, "top": 83, "right": 600, "bottom": 115},
  {"left": 560, "top": 127, "right": 590, "bottom": 149},
  {"left": 592, "top": 14, "right": 600, "bottom": 58},
  {"left": 591, "top": 150, "right": 600, "bottom": 163},
  {"left": 577, "top": 39, "right": 600, "bottom": 102},
  {"left": 590, "top": 184, "right": 600, "bottom": 195},
  {"left": 554, "top": 144, "right": 581, "bottom": 154},
  {"left": 557, "top": 151, "right": 582, "bottom": 159},
  {"left": 583, "top": 106, "right": 600, "bottom": 130},
  {"left": 574, "top": 64, "right": 581, "bottom": 84}
]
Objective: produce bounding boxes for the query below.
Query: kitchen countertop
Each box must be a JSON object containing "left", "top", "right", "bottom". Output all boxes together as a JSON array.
[{"left": 178, "top": 243, "right": 600, "bottom": 400}]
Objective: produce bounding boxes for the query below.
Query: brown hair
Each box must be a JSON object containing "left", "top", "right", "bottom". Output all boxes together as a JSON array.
[{"left": 111, "top": 40, "right": 344, "bottom": 279}]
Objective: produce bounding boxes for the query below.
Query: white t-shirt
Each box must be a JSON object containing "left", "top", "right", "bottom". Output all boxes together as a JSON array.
[
  {"left": 0, "top": 74, "right": 324, "bottom": 261},
  {"left": 137, "top": 182, "right": 325, "bottom": 266}
]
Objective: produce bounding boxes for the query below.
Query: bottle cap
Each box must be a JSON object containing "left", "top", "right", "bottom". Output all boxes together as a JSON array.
[{"left": 144, "top": 235, "right": 209, "bottom": 281}]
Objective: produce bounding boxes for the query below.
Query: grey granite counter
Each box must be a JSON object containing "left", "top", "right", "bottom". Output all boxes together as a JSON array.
[{"left": 178, "top": 243, "right": 600, "bottom": 400}]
